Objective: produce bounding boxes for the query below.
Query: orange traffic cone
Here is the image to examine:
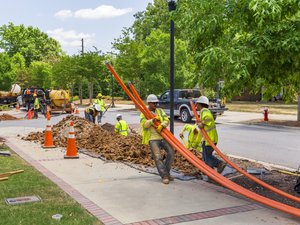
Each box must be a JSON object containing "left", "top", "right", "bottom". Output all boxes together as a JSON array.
[
  {"left": 75, "top": 105, "right": 80, "bottom": 114},
  {"left": 16, "top": 103, "right": 20, "bottom": 112},
  {"left": 27, "top": 110, "right": 33, "bottom": 120},
  {"left": 46, "top": 111, "right": 51, "bottom": 120},
  {"left": 64, "top": 121, "right": 79, "bottom": 159},
  {"left": 43, "top": 118, "right": 56, "bottom": 148}
]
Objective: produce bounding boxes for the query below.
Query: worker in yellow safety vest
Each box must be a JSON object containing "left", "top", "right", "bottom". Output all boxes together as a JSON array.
[
  {"left": 179, "top": 124, "right": 203, "bottom": 153},
  {"left": 84, "top": 104, "right": 101, "bottom": 124},
  {"left": 196, "top": 96, "right": 226, "bottom": 173},
  {"left": 115, "top": 114, "right": 129, "bottom": 136},
  {"left": 140, "top": 94, "right": 174, "bottom": 184},
  {"left": 94, "top": 93, "right": 106, "bottom": 124},
  {"left": 33, "top": 93, "right": 40, "bottom": 119}
]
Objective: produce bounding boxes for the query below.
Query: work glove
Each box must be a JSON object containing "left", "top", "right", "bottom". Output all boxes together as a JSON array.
[
  {"left": 152, "top": 115, "right": 161, "bottom": 123},
  {"left": 156, "top": 125, "right": 164, "bottom": 133},
  {"left": 179, "top": 133, "right": 184, "bottom": 138}
]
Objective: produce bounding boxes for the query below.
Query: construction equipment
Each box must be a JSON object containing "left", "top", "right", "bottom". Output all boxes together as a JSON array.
[
  {"left": 0, "top": 84, "right": 21, "bottom": 107},
  {"left": 48, "top": 90, "right": 74, "bottom": 113}
]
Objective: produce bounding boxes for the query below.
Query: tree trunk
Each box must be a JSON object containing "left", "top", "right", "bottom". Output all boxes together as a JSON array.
[
  {"left": 79, "top": 83, "right": 82, "bottom": 105},
  {"left": 297, "top": 93, "right": 300, "bottom": 122},
  {"left": 89, "top": 82, "right": 93, "bottom": 104}
]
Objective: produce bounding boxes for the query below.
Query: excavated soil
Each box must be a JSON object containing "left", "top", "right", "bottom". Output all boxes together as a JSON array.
[
  {"left": 0, "top": 113, "right": 19, "bottom": 121},
  {"left": 22, "top": 115, "right": 300, "bottom": 208}
]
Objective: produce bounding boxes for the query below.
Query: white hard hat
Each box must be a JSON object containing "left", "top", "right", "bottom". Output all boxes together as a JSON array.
[
  {"left": 196, "top": 96, "right": 209, "bottom": 105},
  {"left": 94, "top": 104, "right": 101, "bottom": 111},
  {"left": 146, "top": 94, "right": 159, "bottom": 103},
  {"left": 116, "top": 114, "right": 122, "bottom": 119}
]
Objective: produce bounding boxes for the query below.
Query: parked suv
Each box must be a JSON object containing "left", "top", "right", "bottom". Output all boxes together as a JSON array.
[{"left": 158, "top": 89, "right": 227, "bottom": 123}]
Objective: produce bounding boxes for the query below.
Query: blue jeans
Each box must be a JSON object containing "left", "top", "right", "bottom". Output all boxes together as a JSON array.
[
  {"left": 149, "top": 140, "right": 174, "bottom": 178},
  {"left": 202, "top": 142, "right": 220, "bottom": 169}
]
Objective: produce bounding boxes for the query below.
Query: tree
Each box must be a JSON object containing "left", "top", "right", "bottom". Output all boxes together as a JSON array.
[
  {"left": 28, "top": 61, "right": 52, "bottom": 89},
  {"left": 176, "top": 0, "right": 300, "bottom": 119},
  {"left": 0, "top": 22, "right": 63, "bottom": 66},
  {"left": 0, "top": 53, "right": 14, "bottom": 90}
]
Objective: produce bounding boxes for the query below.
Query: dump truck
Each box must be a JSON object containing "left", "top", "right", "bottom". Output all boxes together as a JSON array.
[
  {"left": 47, "top": 90, "right": 74, "bottom": 113},
  {"left": 0, "top": 84, "right": 21, "bottom": 107}
]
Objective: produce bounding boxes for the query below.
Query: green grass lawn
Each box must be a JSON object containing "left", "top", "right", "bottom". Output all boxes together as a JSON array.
[{"left": 0, "top": 146, "right": 102, "bottom": 225}]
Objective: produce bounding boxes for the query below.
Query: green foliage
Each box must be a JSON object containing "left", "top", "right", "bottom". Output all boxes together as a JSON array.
[
  {"left": 28, "top": 61, "right": 52, "bottom": 89},
  {"left": 177, "top": 0, "right": 300, "bottom": 101},
  {"left": 0, "top": 22, "right": 63, "bottom": 66}
]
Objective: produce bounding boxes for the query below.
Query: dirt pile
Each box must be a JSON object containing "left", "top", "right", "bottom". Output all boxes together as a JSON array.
[
  {"left": 23, "top": 115, "right": 200, "bottom": 175},
  {"left": 0, "top": 113, "right": 19, "bottom": 121}
]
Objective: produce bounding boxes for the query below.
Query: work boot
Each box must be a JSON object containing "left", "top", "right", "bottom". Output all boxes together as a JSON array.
[
  {"left": 168, "top": 176, "right": 174, "bottom": 181},
  {"left": 217, "top": 161, "right": 226, "bottom": 174},
  {"left": 162, "top": 177, "right": 170, "bottom": 184}
]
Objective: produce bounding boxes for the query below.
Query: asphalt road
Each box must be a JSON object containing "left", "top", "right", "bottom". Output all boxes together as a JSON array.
[{"left": 1, "top": 107, "right": 300, "bottom": 170}]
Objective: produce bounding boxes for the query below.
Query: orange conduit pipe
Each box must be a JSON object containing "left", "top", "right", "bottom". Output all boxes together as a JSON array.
[
  {"left": 105, "top": 62, "right": 300, "bottom": 217},
  {"left": 190, "top": 101, "right": 300, "bottom": 203},
  {"left": 128, "top": 80, "right": 300, "bottom": 217}
]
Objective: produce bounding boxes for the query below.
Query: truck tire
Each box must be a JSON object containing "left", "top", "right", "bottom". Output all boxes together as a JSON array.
[{"left": 180, "top": 108, "right": 192, "bottom": 123}]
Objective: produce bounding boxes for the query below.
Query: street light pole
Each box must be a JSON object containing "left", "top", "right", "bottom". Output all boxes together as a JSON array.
[
  {"left": 168, "top": 0, "right": 176, "bottom": 134},
  {"left": 111, "top": 75, "right": 115, "bottom": 108}
]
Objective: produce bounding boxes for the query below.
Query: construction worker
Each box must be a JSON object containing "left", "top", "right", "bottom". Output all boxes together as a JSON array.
[
  {"left": 196, "top": 96, "right": 226, "bottom": 173},
  {"left": 179, "top": 124, "right": 203, "bottom": 153},
  {"left": 84, "top": 104, "right": 101, "bottom": 124},
  {"left": 33, "top": 93, "right": 40, "bottom": 119},
  {"left": 115, "top": 114, "right": 129, "bottom": 136},
  {"left": 140, "top": 94, "right": 174, "bottom": 184},
  {"left": 94, "top": 93, "right": 106, "bottom": 124}
]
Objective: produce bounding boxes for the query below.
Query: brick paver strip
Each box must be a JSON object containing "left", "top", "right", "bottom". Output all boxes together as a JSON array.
[
  {"left": 6, "top": 140, "right": 263, "bottom": 225},
  {"left": 124, "top": 204, "right": 262, "bottom": 225},
  {"left": 6, "top": 140, "right": 122, "bottom": 225}
]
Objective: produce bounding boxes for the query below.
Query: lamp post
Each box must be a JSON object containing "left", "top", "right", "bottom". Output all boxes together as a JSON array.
[
  {"left": 110, "top": 74, "right": 115, "bottom": 108},
  {"left": 167, "top": 0, "right": 176, "bottom": 134}
]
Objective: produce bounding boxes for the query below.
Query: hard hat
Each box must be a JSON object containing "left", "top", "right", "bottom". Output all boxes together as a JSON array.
[
  {"left": 33, "top": 93, "right": 37, "bottom": 97},
  {"left": 116, "top": 114, "right": 122, "bottom": 119},
  {"left": 196, "top": 96, "right": 209, "bottom": 105},
  {"left": 94, "top": 104, "right": 101, "bottom": 112},
  {"left": 97, "top": 93, "right": 102, "bottom": 98},
  {"left": 146, "top": 94, "right": 159, "bottom": 103}
]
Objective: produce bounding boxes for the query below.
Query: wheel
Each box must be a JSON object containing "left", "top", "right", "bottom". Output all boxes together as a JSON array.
[{"left": 180, "top": 108, "right": 192, "bottom": 123}]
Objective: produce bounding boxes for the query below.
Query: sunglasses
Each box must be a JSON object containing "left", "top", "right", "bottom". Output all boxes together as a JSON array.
[{"left": 150, "top": 102, "right": 158, "bottom": 105}]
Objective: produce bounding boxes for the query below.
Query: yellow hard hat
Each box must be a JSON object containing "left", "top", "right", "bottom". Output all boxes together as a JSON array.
[
  {"left": 97, "top": 93, "right": 102, "bottom": 98},
  {"left": 33, "top": 93, "right": 37, "bottom": 97}
]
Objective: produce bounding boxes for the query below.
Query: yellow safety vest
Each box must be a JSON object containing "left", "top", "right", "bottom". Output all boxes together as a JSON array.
[
  {"left": 34, "top": 98, "right": 40, "bottom": 110},
  {"left": 200, "top": 108, "right": 218, "bottom": 146},
  {"left": 94, "top": 99, "right": 105, "bottom": 111},
  {"left": 181, "top": 124, "right": 202, "bottom": 152},
  {"left": 140, "top": 108, "right": 169, "bottom": 145},
  {"left": 115, "top": 120, "right": 129, "bottom": 136}
]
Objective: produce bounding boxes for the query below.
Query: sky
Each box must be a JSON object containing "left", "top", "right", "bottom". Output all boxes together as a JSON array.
[{"left": 0, "top": 0, "right": 154, "bottom": 55}]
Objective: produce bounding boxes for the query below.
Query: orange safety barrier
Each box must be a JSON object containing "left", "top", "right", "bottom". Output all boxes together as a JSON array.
[
  {"left": 105, "top": 62, "right": 300, "bottom": 218},
  {"left": 189, "top": 101, "right": 300, "bottom": 203},
  {"left": 64, "top": 121, "right": 79, "bottom": 159},
  {"left": 43, "top": 118, "right": 56, "bottom": 148}
]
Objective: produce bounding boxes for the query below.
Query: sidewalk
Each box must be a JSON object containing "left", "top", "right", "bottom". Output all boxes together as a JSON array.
[{"left": 2, "top": 126, "right": 299, "bottom": 225}]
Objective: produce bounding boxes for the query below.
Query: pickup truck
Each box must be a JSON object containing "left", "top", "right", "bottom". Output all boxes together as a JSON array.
[{"left": 158, "top": 89, "right": 227, "bottom": 123}]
